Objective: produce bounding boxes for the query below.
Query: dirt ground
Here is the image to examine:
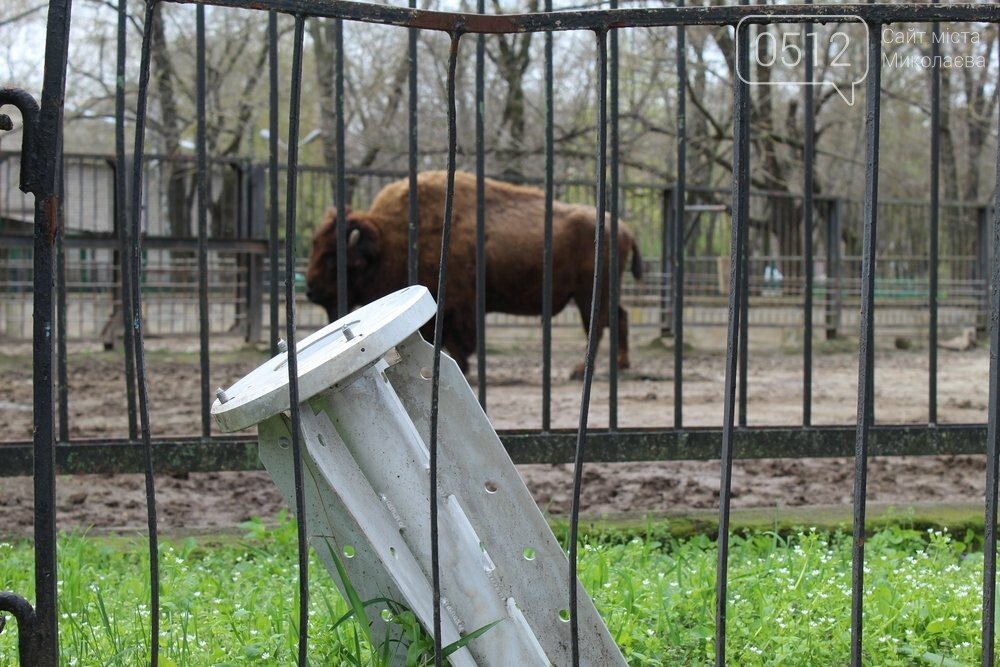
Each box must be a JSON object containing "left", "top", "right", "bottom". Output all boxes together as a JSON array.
[{"left": 0, "top": 325, "right": 993, "bottom": 535}]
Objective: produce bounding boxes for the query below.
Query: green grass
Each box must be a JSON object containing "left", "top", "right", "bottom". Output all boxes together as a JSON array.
[{"left": 0, "top": 515, "right": 989, "bottom": 665}]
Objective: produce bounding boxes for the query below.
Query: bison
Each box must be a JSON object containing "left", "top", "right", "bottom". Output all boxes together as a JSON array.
[{"left": 305, "top": 170, "right": 642, "bottom": 378}]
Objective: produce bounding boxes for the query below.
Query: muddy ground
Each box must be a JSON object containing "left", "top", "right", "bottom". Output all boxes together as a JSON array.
[{"left": 0, "top": 325, "right": 992, "bottom": 535}]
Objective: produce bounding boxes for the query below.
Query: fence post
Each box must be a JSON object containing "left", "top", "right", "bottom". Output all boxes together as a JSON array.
[
  {"left": 660, "top": 186, "right": 674, "bottom": 338},
  {"left": 980, "top": 204, "right": 991, "bottom": 335},
  {"left": 246, "top": 164, "right": 265, "bottom": 343},
  {"left": 826, "top": 197, "right": 843, "bottom": 340},
  {"left": 104, "top": 158, "right": 122, "bottom": 351}
]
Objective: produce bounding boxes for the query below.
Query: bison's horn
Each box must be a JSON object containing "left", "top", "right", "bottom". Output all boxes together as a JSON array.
[{"left": 348, "top": 228, "right": 361, "bottom": 248}]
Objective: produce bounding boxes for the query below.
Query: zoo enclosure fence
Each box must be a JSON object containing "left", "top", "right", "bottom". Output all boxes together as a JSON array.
[
  {"left": 0, "top": 151, "right": 993, "bottom": 342},
  {"left": 0, "top": 1, "right": 999, "bottom": 667}
]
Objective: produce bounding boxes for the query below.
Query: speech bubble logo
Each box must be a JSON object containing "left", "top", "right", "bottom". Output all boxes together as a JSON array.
[{"left": 735, "top": 15, "right": 869, "bottom": 106}]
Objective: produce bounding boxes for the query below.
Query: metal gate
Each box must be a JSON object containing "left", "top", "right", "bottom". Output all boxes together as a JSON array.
[{"left": 1, "top": 1, "right": 999, "bottom": 666}]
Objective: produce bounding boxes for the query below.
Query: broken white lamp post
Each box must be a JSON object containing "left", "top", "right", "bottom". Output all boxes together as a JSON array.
[{"left": 212, "top": 286, "right": 625, "bottom": 666}]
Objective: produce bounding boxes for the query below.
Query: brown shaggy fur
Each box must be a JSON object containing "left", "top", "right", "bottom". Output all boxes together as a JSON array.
[{"left": 306, "top": 171, "right": 642, "bottom": 377}]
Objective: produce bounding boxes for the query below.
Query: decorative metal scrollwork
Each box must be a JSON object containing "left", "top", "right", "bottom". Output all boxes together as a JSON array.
[
  {"left": 0, "top": 591, "right": 38, "bottom": 665},
  {"left": 0, "top": 87, "right": 41, "bottom": 196}
]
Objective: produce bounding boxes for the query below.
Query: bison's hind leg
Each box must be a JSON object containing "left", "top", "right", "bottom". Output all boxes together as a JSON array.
[
  {"left": 443, "top": 314, "right": 477, "bottom": 377},
  {"left": 616, "top": 305, "right": 631, "bottom": 371}
]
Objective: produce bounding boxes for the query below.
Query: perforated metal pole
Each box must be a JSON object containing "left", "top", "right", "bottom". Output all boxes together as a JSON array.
[{"left": 213, "top": 287, "right": 625, "bottom": 666}]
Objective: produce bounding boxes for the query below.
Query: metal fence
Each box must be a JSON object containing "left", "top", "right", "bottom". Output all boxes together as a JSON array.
[
  {"left": 1, "top": 1, "right": 999, "bottom": 666},
  {"left": 1, "top": 152, "right": 993, "bottom": 342}
]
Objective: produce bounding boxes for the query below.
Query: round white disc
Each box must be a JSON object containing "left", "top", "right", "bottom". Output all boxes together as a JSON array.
[{"left": 212, "top": 286, "right": 436, "bottom": 433}]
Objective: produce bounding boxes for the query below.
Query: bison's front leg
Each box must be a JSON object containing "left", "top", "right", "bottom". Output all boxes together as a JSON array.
[
  {"left": 448, "top": 344, "right": 471, "bottom": 375},
  {"left": 419, "top": 320, "right": 472, "bottom": 375},
  {"left": 445, "top": 315, "right": 478, "bottom": 377}
]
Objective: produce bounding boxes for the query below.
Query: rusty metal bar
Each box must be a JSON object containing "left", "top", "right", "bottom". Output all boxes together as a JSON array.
[
  {"left": 56, "top": 150, "right": 68, "bottom": 443},
  {"left": 802, "top": 0, "right": 814, "bottom": 427},
  {"left": 661, "top": 188, "right": 673, "bottom": 339},
  {"left": 982, "top": 40, "right": 1000, "bottom": 667},
  {"left": 407, "top": 0, "right": 419, "bottom": 286},
  {"left": 716, "top": 12, "right": 750, "bottom": 665},
  {"left": 0, "top": 424, "right": 993, "bottom": 477},
  {"left": 116, "top": 0, "right": 139, "bottom": 440},
  {"left": 850, "top": 21, "right": 883, "bottom": 667},
  {"left": 429, "top": 31, "right": 464, "bottom": 666},
  {"left": 283, "top": 16, "right": 311, "bottom": 666},
  {"left": 268, "top": 11, "right": 280, "bottom": 357},
  {"left": 476, "top": 0, "right": 487, "bottom": 409},
  {"left": 196, "top": 4, "right": 212, "bottom": 438},
  {"left": 826, "top": 198, "right": 843, "bottom": 340},
  {"left": 335, "top": 18, "right": 348, "bottom": 320},
  {"left": 164, "top": 0, "right": 999, "bottom": 32},
  {"left": 569, "top": 28, "right": 609, "bottom": 667},
  {"left": 129, "top": 2, "right": 162, "bottom": 663},
  {"left": 738, "top": 229, "right": 748, "bottom": 427},
  {"left": 542, "top": 0, "right": 554, "bottom": 432},
  {"left": 674, "top": 3, "right": 686, "bottom": 430},
  {"left": 29, "top": 78, "right": 59, "bottom": 667},
  {"left": 26, "top": 0, "right": 74, "bottom": 655},
  {"left": 929, "top": 6, "right": 940, "bottom": 425},
  {"left": 608, "top": 0, "right": 620, "bottom": 431}
]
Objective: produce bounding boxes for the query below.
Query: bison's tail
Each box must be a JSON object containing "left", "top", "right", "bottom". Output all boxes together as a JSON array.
[{"left": 630, "top": 239, "right": 643, "bottom": 281}]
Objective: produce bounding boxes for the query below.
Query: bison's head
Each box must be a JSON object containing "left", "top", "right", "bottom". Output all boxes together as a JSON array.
[{"left": 306, "top": 207, "right": 381, "bottom": 321}]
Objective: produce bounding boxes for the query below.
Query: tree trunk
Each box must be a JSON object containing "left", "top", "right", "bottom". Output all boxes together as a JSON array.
[{"left": 151, "top": 4, "right": 194, "bottom": 280}]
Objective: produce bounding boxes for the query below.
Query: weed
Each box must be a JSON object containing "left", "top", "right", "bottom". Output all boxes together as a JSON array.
[{"left": 0, "top": 521, "right": 989, "bottom": 665}]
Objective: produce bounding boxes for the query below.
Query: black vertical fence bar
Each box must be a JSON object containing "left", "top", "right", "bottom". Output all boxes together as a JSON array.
[
  {"left": 335, "top": 18, "right": 348, "bottom": 320},
  {"left": 196, "top": 4, "right": 211, "bottom": 438},
  {"left": 737, "top": 13, "right": 750, "bottom": 429},
  {"left": 542, "top": 0, "right": 554, "bottom": 432},
  {"left": 32, "top": 139, "right": 58, "bottom": 664},
  {"left": 827, "top": 198, "right": 843, "bottom": 340},
  {"left": 31, "top": 0, "right": 74, "bottom": 657},
  {"left": 981, "top": 41, "right": 1000, "bottom": 667},
  {"left": 407, "top": 0, "right": 419, "bottom": 286},
  {"left": 268, "top": 12, "right": 280, "bottom": 357},
  {"left": 850, "top": 23, "right": 882, "bottom": 667},
  {"left": 716, "top": 15, "right": 749, "bottom": 666},
  {"left": 737, "top": 5, "right": 750, "bottom": 432},
  {"left": 661, "top": 189, "right": 673, "bottom": 339},
  {"left": 982, "top": 206, "right": 991, "bottom": 334},
  {"left": 928, "top": 7, "right": 940, "bottom": 425},
  {"left": 429, "top": 31, "right": 463, "bottom": 666},
  {"left": 570, "top": 29, "right": 608, "bottom": 667},
  {"left": 608, "top": 0, "right": 620, "bottom": 430},
  {"left": 247, "top": 165, "right": 265, "bottom": 344},
  {"left": 738, "top": 238, "right": 748, "bottom": 426},
  {"left": 802, "top": 1, "right": 814, "bottom": 427},
  {"left": 116, "top": 0, "right": 138, "bottom": 441},
  {"left": 56, "top": 153, "right": 68, "bottom": 442},
  {"left": 673, "top": 2, "right": 685, "bottom": 430},
  {"left": 475, "top": 0, "right": 487, "bottom": 409},
  {"left": 129, "top": 3, "right": 161, "bottom": 663},
  {"left": 283, "top": 17, "right": 310, "bottom": 666},
  {"left": 863, "top": 0, "right": 877, "bottom": 433}
]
